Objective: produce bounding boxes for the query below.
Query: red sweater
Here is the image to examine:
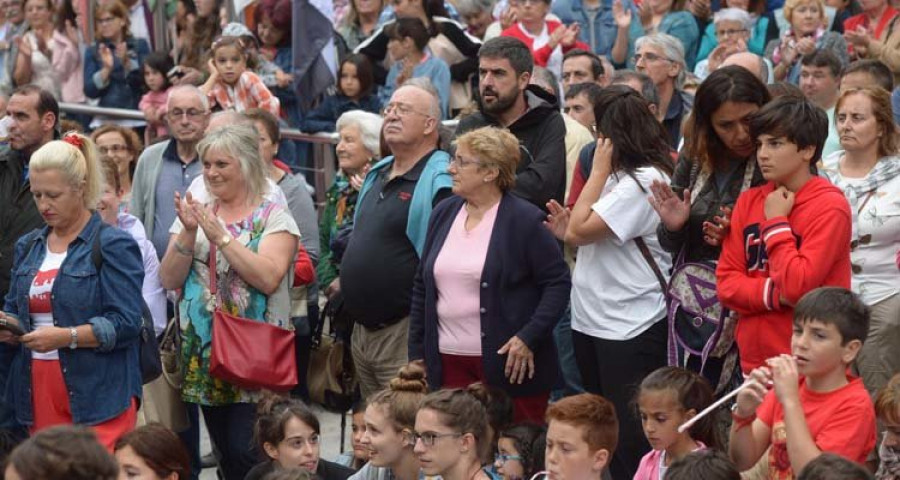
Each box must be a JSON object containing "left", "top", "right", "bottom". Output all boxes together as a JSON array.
[
  {"left": 501, "top": 20, "right": 589, "bottom": 67},
  {"left": 716, "top": 177, "right": 851, "bottom": 373}
]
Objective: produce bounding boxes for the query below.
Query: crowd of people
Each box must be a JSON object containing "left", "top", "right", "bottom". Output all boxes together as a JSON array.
[{"left": 0, "top": 0, "right": 898, "bottom": 477}]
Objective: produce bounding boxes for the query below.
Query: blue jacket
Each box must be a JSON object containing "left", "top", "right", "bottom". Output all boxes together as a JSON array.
[
  {"left": 355, "top": 150, "right": 453, "bottom": 256},
  {"left": 408, "top": 193, "right": 570, "bottom": 395},
  {"left": 380, "top": 55, "right": 451, "bottom": 119},
  {"left": 83, "top": 37, "right": 151, "bottom": 110},
  {"left": 627, "top": 11, "right": 700, "bottom": 70},
  {"left": 552, "top": 0, "right": 635, "bottom": 57},
  {"left": 0, "top": 213, "right": 144, "bottom": 426},
  {"left": 302, "top": 93, "right": 382, "bottom": 133}
]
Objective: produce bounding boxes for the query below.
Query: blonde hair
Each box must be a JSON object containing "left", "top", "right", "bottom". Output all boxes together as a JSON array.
[
  {"left": 367, "top": 364, "right": 429, "bottom": 433},
  {"left": 197, "top": 124, "right": 268, "bottom": 202},
  {"left": 783, "top": 0, "right": 825, "bottom": 26},
  {"left": 452, "top": 126, "right": 520, "bottom": 192},
  {"left": 29, "top": 133, "right": 103, "bottom": 209}
]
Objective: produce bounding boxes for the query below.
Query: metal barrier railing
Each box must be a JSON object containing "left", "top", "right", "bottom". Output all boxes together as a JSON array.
[{"left": 60, "top": 103, "right": 340, "bottom": 206}]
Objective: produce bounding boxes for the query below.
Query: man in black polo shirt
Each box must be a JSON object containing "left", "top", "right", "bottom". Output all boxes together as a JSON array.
[{"left": 340, "top": 80, "right": 452, "bottom": 399}]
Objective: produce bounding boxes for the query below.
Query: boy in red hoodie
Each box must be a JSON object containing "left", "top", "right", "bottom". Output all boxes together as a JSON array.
[{"left": 717, "top": 96, "right": 852, "bottom": 374}]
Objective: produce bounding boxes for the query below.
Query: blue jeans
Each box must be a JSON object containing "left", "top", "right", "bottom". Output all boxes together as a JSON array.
[
  {"left": 199, "top": 402, "right": 259, "bottom": 480},
  {"left": 551, "top": 304, "right": 584, "bottom": 400}
]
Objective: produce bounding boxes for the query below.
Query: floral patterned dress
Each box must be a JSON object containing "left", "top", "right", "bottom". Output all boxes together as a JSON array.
[{"left": 170, "top": 201, "right": 300, "bottom": 406}]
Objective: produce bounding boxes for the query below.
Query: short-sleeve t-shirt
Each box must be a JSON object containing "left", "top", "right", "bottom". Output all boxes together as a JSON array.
[
  {"left": 29, "top": 248, "right": 67, "bottom": 360},
  {"left": 757, "top": 376, "right": 876, "bottom": 479},
  {"left": 570, "top": 167, "right": 672, "bottom": 341}
]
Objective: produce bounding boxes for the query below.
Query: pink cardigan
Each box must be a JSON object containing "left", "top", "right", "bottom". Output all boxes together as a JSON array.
[{"left": 633, "top": 442, "right": 706, "bottom": 480}]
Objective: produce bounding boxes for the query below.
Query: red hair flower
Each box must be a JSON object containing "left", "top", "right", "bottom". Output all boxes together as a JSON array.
[{"left": 63, "top": 134, "right": 83, "bottom": 149}]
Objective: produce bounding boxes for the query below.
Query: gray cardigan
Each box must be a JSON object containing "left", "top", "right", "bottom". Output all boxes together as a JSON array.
[{"left": 129, "top": 140, "right": 171, "bottom": 241}]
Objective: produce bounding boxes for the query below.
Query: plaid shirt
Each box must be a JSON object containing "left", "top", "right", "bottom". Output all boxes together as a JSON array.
[{"left": 208, "top": 70, "right": 281, "bottom": 117}]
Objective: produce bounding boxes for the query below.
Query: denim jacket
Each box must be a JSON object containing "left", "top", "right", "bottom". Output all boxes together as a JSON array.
[
  {"left": 0, "top": 213, "right": 144, "bottom": 426},
  {"left": 552, "top": 0, "right": 635, "bottom": 57},
  {"left": 83, "top": 37, "right": 151, "bottom": 110}
]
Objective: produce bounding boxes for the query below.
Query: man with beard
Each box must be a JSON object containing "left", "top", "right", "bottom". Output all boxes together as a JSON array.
[{"left": 454, "top": 36, "right": 567, "bottom": 210}]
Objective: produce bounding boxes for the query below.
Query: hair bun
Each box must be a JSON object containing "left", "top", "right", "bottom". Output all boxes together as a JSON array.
[
  {"left": 389, "top": 364, "right": 428, "bottom": 394},
  {"left": 256, "top": 392, "right": 291, "bottom": 416}
]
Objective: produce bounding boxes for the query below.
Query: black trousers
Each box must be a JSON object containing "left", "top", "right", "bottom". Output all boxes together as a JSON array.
[{"left": 572, "top": 319, "right": 667, "bottom": 480}]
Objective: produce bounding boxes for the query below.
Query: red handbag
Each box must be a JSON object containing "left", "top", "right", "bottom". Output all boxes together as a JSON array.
[{"left": 207, "top": 242, "right": 298, "bottom": 391}]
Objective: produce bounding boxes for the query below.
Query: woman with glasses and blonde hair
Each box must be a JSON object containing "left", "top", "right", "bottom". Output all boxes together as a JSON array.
[
  {"left": 408, "top": 125, "right": 570, "bottom": 424},
  {"left": 246, "top": 395, "right": 355, "bottom": 480},
  {"left": 350, "top": 364, "right": 430, "bottom": 480},
  {"left": 820, "top": 86, "right": 900, "bottom": 398},
  {"left": 414, "top": 389, "right": 493, "bottom": 480}
]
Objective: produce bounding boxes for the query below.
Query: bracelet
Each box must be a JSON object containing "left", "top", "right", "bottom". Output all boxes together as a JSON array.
[
  {"left": 731, "top": 409, "right": 756, "bottom": 431},
  {"left": 68, "top": 327, "right": 78, "bottom": 350},
  {"left": 174, "top": 241, "right": 194, "bottom": 256}
]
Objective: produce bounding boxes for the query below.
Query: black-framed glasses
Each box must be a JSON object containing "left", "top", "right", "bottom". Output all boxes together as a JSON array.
[
  {"left": 412, "top": 431, "right": 462, "bottom": 447},
  {"left": 495, "top": 454, "right": 523, "bottom": 464},
  {"left": 98, "top": 144, "right": 129, "bottom": 155}
]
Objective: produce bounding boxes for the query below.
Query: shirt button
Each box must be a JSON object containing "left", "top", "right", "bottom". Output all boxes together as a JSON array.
[
  {"left": 480, "top": 307, "right": 486, "bottom": 313},
  {"left": 481, "top": 332, "right": 486, "bottom": 338},
  {"left": 481, "top": 282, "right": 488, "bottom": 288}
]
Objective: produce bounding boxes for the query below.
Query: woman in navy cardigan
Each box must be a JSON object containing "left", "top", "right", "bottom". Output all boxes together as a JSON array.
[{"left": 408, "top": 126, "right": 570, "bottom": 424}]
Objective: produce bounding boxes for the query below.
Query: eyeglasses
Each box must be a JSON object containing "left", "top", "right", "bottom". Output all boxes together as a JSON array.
[
  {"left": 99, "top": 144, "right": 129, "bottom": 155},
  {"left": 382, "top": 103, "right": 431, "bottom": 118},
  {"left": 508, "top": 0, "right": 544, "bottom": 6},
  {"left": 715, "top": 28, "right": 747, "bottom": 38},
  {"left": 449, "top": 156, "right": 483, "bottom": 168},
  {"left": 632, "top": 52, "right": 672, "bottom": 64},
  {"left": 412, "top": 431, "right": 462, "bottom": 447},
  {"left": 96, "top": 16, "right": 118, "bottom": 25},
  {"left": 167, "top": 109, "right": 207, "bottom": 121},
  {"left": 495, "top": 454, "right": 523, "bottom": 464}
]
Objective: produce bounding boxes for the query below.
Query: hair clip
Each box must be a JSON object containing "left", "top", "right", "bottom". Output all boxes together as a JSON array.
[{"left": 62, "top": 133, "right": 83, "bottom": 149}]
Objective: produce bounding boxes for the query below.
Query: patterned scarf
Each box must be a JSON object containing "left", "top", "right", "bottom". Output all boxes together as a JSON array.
[
  {"left": 821, "top": 154, "right": 900, "bottom": 241},
  {"left": 772, "top": 27, "right": 825, "bottom": 65},
  {"left": 877, "top": 440, "right": 900, "bottom": 480}
]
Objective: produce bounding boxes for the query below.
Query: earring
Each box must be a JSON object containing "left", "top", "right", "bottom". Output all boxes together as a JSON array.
[{"left": 483, "top": 178, "right": 489, "bottom": 183}]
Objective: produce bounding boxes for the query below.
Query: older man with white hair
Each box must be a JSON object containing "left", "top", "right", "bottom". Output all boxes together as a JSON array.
[
  {"left": 340, "top": 79, "right": 453, "bottom": 399},
  {"left": 633, "top": 33, "right": 693, "bottom": 149}
]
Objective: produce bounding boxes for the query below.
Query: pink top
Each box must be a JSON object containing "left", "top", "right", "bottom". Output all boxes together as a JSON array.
[
  {"left": 139, "top": 88, "right": 170, "bottom": 137},
  {"left": 633, "top": 441, "right": 706, "bottom": 480},
  {"left": 207, "top": 70, "right": 281, "bottom": 117},
  {"left": 434, "top": 202, "right": 499, "bottom": 356}
]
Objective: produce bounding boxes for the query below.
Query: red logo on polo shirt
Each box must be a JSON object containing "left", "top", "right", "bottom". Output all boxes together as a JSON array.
[{"left": 398, "top": 192, "right": 412, "bottom": 201}]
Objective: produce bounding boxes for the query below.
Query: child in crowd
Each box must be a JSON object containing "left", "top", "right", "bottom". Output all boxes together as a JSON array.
[
  {"left": 138, "top": 51, "right": 175, "bottom": 145},
  {"left": 633, "top": 367, "right": 717, "bottom": 480},
  {"left": 729, "top": 287, "right": 876, "bottom": 478},
  {"left": 379, "top": 17, "right": 450, "bottom": 119},
  {"left": 336, "top": 399, "right": 368, "bottom": 470},
  {"left": 544, "top": 393, "right": 619, "bottom": 480},
  {"left": 797, "top": 454, "right": 875, "bottom": 480},
  {"left": 717, "top": 95, "right": 852, "bottom": 374},
  {"left": 495, "top": 423, "right": 546, "bottom": 480},
  {"left": 874, "top": 374, "right": 900, "bottom": 479},
  {"left": 303, "top": 54, "right": 382, "bottom": 133},
  {"left": 665, "top": 450, "right": 740, "bottom": 480},
  {"left": 247, "top": 395, "right": 355, "bottom": 480},
  {"left": 200, "top": 36, "right": 281, "bottom": 118}
]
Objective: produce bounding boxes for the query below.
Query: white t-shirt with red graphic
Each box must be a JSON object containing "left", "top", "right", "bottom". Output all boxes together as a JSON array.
[{"left": 28, "top": 248, "right": 67, "bottom": 360}]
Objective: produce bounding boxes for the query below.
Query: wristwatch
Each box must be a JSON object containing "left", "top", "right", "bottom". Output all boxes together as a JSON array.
[
  {"left": 218, "top": 234, "right": 232, "bottom": 250},
  {"left": 68, "top": 327, "right": 78, "bottom": 350}
]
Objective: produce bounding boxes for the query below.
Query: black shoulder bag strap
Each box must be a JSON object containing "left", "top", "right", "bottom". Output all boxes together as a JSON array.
[{"left": 635, "top": 237, "right": 668, "bottom": 292}]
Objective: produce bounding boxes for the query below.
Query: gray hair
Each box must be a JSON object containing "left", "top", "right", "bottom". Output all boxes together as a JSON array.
[
  {"left": 455, "top": 0, "right": 494, "bottom": 17},
  {"left": 530, "top": 66, "right": 561, "bottom": 102},
  {"left": 713, "top": 7, "right": 753, "bottom": 30},
  {"left": 402, "top": 77, "right": 442, "bottom": 119},
  {"left": 336, "top": 110, "right": 384, "bottom": 159},
  {"left": 635, "top": 33, "right": 687, "bottom": 88},
  {"left": 197, "top": 124, "right": 268, "bottom": 202},
  {"left": 166, "top": 84, "right": 209, "bottom": 112}
]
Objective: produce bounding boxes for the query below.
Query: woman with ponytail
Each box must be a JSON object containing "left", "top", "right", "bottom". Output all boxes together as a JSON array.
[
  {"left": 352, "top": 364, "right": 430, "bottom": 480},
  {"left": 0, "top": 132, "right": 145, "bottom": 449}
]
